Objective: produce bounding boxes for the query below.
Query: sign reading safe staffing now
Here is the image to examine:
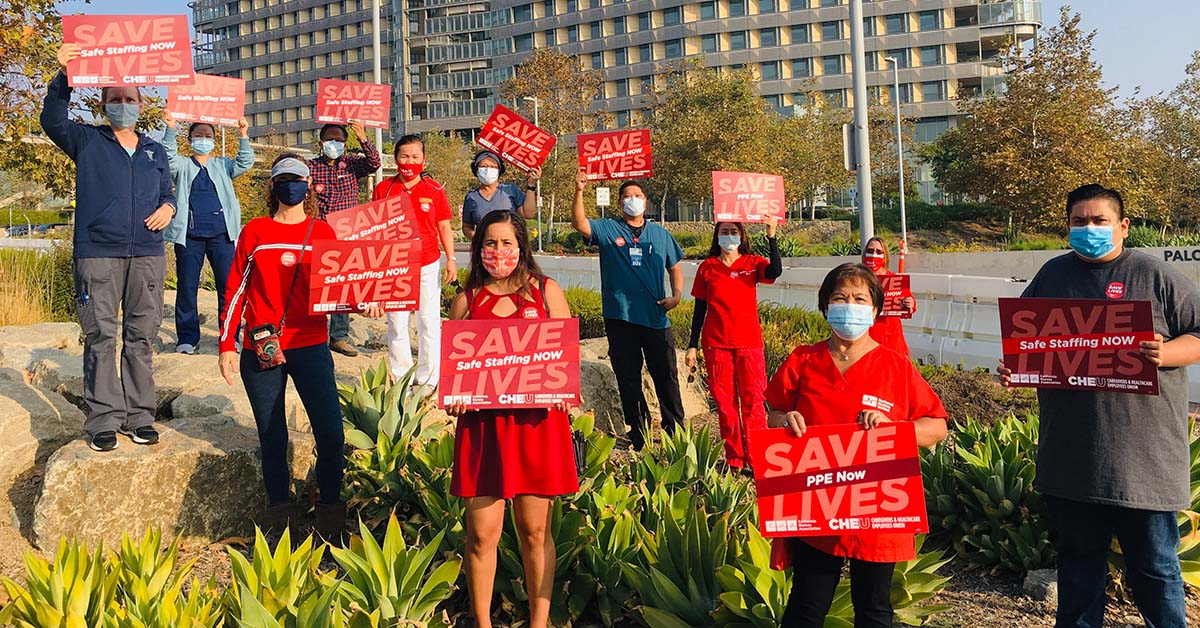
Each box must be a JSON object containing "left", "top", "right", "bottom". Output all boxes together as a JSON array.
[
  {"left": 748, "top": 423, "right": 928, "bottom": 537},
  {"left": 62, "top": 15, "right": 194, "bottom": 87},
  {"left": 167, "top": 74, "right": 245, "bottom": 127},
  {"left": 878, "top": 274, "right": 914, "bottom": 319},
  {"left": 712, "top": 171, "right": 786, "bottom": 223},
  {"left": 440, "top": 318, "right": 581, "bottom": 410},
  {"left": 315, "top": 79, "right": 392, "bottom": 129},
  {"left": 577, "top": 129, "right": 653, "bottom": 181},
  {"left": 999, "top": 297, "right": 1159, "bottom": 395},
  {"left": 476, "top": 104, "right": 557, "bottom": 173},
  {"left": 326, "top": 194, "right": 417, "bottom": 242},
  {"left": 309, "top": 239, "right": 420, "bottom": 314}
]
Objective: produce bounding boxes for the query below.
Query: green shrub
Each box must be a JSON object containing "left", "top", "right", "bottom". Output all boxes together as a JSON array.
[
  {"left": 916, "top": 364, "right": 1038, "bottom": 427},
  {"left": 1006, "top": 234, "right": 1066, "bottom": 251},
  {"left": 563, "top": 286, "right": 606, "bottom": 339},
  {"left": 0, "top": 243, "right": 75, "bottom": 325},
  {"left": 828, "top": 239, "right": 861, "bottom": 257},
  {"left": 3, "top": 209, "right": 71, "bottom": 226},
  {"left": 1126, "top": 224, "right": 1166, "bottom": 248}
]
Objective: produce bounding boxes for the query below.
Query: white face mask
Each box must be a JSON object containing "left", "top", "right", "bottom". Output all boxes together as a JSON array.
[
  {"left": 477, "top": 167, "right": 500, "bottom": 185},
  {"left": 622, "top": 196, "right": 646, "bottom": 217},
  {"left": 718, "top": 234, "right": 741, "bottom": 252}
]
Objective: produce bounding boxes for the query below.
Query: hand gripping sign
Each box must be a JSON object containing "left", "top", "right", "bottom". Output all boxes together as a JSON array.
[
  {"left": 62, "top": 15, "right": 194, "bottom": 87},
  {"left": 712, "top": 171, "right": 787, "bottom": 223},
  {"left": 309, "top": 239, "right": 420, "bottom": 314},
  {"left": 476, "top": 104, "right": 557, "bottom": 174},
  {"left": 315, "top": 79, "right": 392, "bottom": 129},
  {"left": 748, "top": 423, "right": 928, "bottom": 537},
  {"left": 999, "top": 297, "right": 1159, "bottom": 395},
  {"left": 167, "top": 74, "right": 245, "bottom": 127},
  {"left": 440, "top": 318, "right": 581, "bottom": 410},
  {"left": 878, "top": 274, "right": 914, "bottom": 319},
  {"left": 577, "top": 130, "right": 653, "bottom": 181}
]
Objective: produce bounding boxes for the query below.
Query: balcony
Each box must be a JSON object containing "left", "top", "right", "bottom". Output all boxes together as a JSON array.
[
  {"left": 978, "top": 1, "right": 1042, "bottom": 27},
  {"left": 191, "top": 0, "right": 227, "bottom": 24}
]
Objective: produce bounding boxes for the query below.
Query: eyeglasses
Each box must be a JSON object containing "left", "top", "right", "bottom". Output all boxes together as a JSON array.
[{"left": 864, "top": 248, "right": 885, "bottom": 254}]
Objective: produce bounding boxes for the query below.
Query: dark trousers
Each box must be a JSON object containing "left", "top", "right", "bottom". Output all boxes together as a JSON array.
[
  {"left": 74, "top": 256, "right": 165, "bottom": 436},
  {"left": 603, "top": 318, "right": 684, "bottom": 449},
  {"left": 1045, "top": 495, "right": 1186, "bottom": 628},
  {"left": 329, "top": 313, "right": 350, "bottom": 342},
  {"left": 782, "top": 540, "right": 894, "bottom": 628},
  {"left": 240, "top": 343, "right": 345, "bottom": 505},
  {"left": 173, "top": 235, "right": 234, "bottom": 347}
]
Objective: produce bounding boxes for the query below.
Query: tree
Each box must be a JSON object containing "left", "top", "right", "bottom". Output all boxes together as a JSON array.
[
  {"left": 1141, "top": 51, "right": 1200, "bottom": 229},
  {"left": 923, "top": 8, "right": 1154, "bottom": 231},
  {"left": 769, "top": 97, "right": 847, "bottom": 218},
  {"left": 421, "top": 131, "right": 474, "bottom": 221}
]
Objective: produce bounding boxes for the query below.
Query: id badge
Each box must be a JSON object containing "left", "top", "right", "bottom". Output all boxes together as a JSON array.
[{"left": 629, "top": 247, "right": 643, "bottom": 267}]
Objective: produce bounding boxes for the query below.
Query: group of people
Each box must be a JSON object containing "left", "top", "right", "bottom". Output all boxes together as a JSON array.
[{"left": 42, "top": 38, "right": 1200, "bottom": 628}]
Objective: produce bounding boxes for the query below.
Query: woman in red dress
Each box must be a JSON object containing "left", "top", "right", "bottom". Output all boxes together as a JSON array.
[
  {"left": 446, "top": 210, "right": 579, "bottom": 628},
  {"left": 861, "top": 236, "right": 915, "bottom": 355},
  {"left": 764, "top": 263, "right": 948, "bottom": 627}
]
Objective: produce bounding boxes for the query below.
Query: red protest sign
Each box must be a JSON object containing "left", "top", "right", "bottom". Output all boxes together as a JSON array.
[
  {"left": 748, "top": 423, "right": 927, "bottom": 537},
  {"left": 167, "top": 74, "right": 245, "bottom": 127},
  {"left": 577, "top": 130, "right": 653, "bottom": 181},
  {"left": 999, "top": 297, "right": 1159, "bottom": 395},
  {"left": 476, "top": 104, "right": 557, "bottom": 173},
  {"left": 879, "top": 274, "right": 913, "bottom": 319},
  {"left": 712, "top": 171, "right": 786, "bottom": 223},
  {"left": 326, "top": 194, "right": 418, "bottom": 242},
  {"left": 439, "top": 318, "right": 581, "bottom": 410},
  {"left": 62, "top": 15, "right": 194, "bottom": 87},
  {"left": 309, "top": 240, "right": 420, "bottom": 314},
  {"left": 315, "top": 79, "right": 391, "bottom": 129}
]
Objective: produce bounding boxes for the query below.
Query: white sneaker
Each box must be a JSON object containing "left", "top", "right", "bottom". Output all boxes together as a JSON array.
[{"left": 176, "top": 343, "right": 196, "bottom": 355}]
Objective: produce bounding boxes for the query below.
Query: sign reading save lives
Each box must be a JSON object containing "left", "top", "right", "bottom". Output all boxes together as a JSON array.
[
  {"left": 62, "top": 15, "right": 194, "bottom": 87},
  {"left": 712, "top": 171, "right": 786, "bottom": 223},
  {"left": 476, "top": 104, "right": 556, "bottom": 173},
  {"left": 326, "top": 195, "right": 416, "bottom": 242},
  {"left": 878, "top": 274, "right": 913, "bottom": 319},
  {"left": 167, "top": 74, "right": 245, "bottom": 127},
  {"left": 316, "top": 79, "right": 391, "bottom": 129},
  {"left": 440, "top": 319, "right": 581, "bottom": 410},
  {"left": 577, "top": 130, "right": 653, "bottom": 181},
  {"left": 748, "top": 423, "right": 928, "bottom": 537},
  {"left": 308, "top": 240, "right": 420, "bottom": 314},
  {"left": 999, "top": 297, "right": 1159, "bottom": 395}
]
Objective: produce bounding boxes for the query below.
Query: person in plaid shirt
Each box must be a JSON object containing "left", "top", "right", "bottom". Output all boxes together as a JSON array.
[{"left": 308, "top": 120, "right": 381, "bottom": 356}]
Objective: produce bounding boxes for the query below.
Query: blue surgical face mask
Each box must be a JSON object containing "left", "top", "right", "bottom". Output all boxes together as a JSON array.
[
  {"left": 275, "top": 180, "right": 309, "bottom": 206},
  {"left": 1069, "top": 225, "right": 1116, "bottom": 260},
  {"left": 718, "top": 234, "right": 741, "bottom": 252},
  {"left": 322, "top": 140, "right": 345, "bottom": 159},
  {"left": 105, "top": 103, "right": 140, "bottom": 130},
  {"left": 825, "top": 303, "right": 875, "bottom": 341},
  {"left": 190, "top": 138, "right": 215, "bottom": 155}
]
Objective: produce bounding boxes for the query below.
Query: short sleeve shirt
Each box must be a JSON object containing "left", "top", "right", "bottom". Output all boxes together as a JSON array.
[
  {"left": 372, "top": 175, "right": 452, "bottom": 266},
  {"left": 691, "top": 254, "right": 774, "bottom": 348},
  {"left": 587, "top": 218, "right": 683, "bottom": 329},
  {"left": 1021, "top": 249, "right": 1200, "bottom": 510},
  {"left": 462, "top": 183, "right": 526, "bottom": 227},
  {"left": 764, "top": 343, "right": 947, "bottom": 564}
]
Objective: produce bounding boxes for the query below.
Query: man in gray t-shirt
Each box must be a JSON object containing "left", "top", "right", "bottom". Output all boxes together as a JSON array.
[{"left": 1000, "top": 183, "right": 1200, "bottom": 628}]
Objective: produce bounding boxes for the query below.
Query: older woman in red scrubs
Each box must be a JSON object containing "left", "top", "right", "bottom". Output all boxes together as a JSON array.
[
  {"left": 861, "top": 236, "right": 914, "bottom": 355},
  {"left": 764, "top": 262, "right": 948, "bottom": 628}
]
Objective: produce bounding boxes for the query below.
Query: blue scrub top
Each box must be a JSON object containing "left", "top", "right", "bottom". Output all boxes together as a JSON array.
[{"left": 587, "top": 217, "right": 683, "bottom": 329}]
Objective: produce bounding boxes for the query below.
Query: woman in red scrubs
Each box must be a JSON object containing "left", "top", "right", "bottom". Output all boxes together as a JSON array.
[
  {"left": 764, "top": 262, "right": 948, "bottom": 628},
  {"left": 861, "top": 236, "right": 914, "bottom": 355},
  {"left": 445, "top": 210, "right": 579, "bottom": 628},
  {"left": 685, "top": 217, "right": 782, "bottom": 472}
]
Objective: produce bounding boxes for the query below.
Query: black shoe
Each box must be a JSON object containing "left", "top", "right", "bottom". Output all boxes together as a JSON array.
[
  {"left": 119, "top": 425, "right": 159, "bottom": 445},
  {"left": 89, "top": 431, "right": 118, "bottom": 452}
]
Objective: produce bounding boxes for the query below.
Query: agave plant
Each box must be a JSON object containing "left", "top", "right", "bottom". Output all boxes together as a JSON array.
[
  {"left": 0, "top": 539, "right": 120, "bottom": 628},
  {"left": 225, "top": 528, "right": 340, "bottom": 628},
  {"left": 712, "top": 526, "right": 790, "bottom": 628},
  {"left": 112, "top": 530, "right": 221, "bottom": 628},
  {"left": 493, "top": 500, "right": 591, "bottom": 626},
  {"left": 822, "top": 536, "right": 952, "bottom": 628},
  {"left": 339, "top": 360, "right": 442, "bottom": 450},
  {"left": 569, "top": 477, "right": 644, "bottom": 627}
]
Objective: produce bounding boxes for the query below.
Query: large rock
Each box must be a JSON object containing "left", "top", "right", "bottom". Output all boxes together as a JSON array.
[
  {"left": 578, "top": 338, "right": 710, "bottom": 437},
  {"left": 0, "top": 373, "right": 84, "bottom": 529},
  {"left": 1023, "top": 568, "right": 1058, "bottom": 603},
  {"left": 0, "top": 323, "right": 82, "bottom": 372},
  {"left": 33, "top": 416, "right": 316, "bottom": 549}
]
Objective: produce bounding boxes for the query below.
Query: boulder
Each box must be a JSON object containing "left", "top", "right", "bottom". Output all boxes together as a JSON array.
[
  {"left": 0, "top": 372, "right": 85, "bottom": 528},
  {"left": 0, "top": 323, "right": 82, "bottom": 372},
  {"left": 578, "top": 338, "right": 710, "bottom": 437},
  {"left": 1022, "top": 568, "right": 1058, "bottom": 603},
  {"left": 33, "top": 416, "right": 316, "bottom": 549}
]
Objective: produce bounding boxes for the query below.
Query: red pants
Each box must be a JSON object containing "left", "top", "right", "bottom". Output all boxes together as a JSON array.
[{"left": 703, "top": 346, "right": 768, "bottom": 468}]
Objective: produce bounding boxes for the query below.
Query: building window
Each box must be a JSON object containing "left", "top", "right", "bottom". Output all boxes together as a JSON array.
[
  {"left": 914, "top": 117, "right": 950, "bottom": 142},
  {"left": 613, "top": 16, "right": 626, "bottom": 34},
  {"left": 822, "top": 89, "right": 845, "bottom": 107},
  {"left": 822, "top": 55, "right": 843, "bottom": 75},
  {"left": 567, "top": 0, "right": 577, "bottom": 11},
  {"left": 730, "top": 31, "right": 748, "bottom": 50},
  {"left": 700, "top": 1, "right": 716, "bottom": 19},
  {"left": 513, "top": 4, "right": 532, "bottom": 21},
  {"left": 758, "top": 0, "right": 776, "bottom": 13},
  {"left": 761, "top": 61, "right": 780, "bottom": 80},
  {"left": 664, "top": 39, "right": 683, "bottom": 58},
  {"left": 616, "top": 78, "right": 630, "bottom": 97},
  {"left": 615, "top": 48, "right": 628, "bottom": 65},
  {"left": 760, "top": 27, "right": 779, "bottom": 46},
  {"left": 568, "top": 24, "right": 579, "bottom": 42},
  {"left": 639, "top": 43, "right": 653, "bottom": 61},
  {"left": 545, "top": 29, "right": 557, "bottom": 45},
  {"left": 820, "top": 21, "right": 842, "bottom": 40},
  {"left": 862, "top": 16, "right": 875, "bottom": 36},
  {"left": 863, "top": 51, "right": 877, "bottom": 71},
  {"left": 919, "top": 45, "right": 943, "bottom": 66},
  {"left": 729, "top": 0, "right": 746, "bottom": 17},
  {"left": 616, "top": 110, "right": 630, "bottom": 127},
  {"left": 701, "top": 33, "right": 719, "bottom": 53},
  {"left": 592, "top": 52, "right": 604, "bottom": 69},
  {"left": 885, "top": 13, "right": 907, "bottom": 34},
  {"left": 820, "top": 0, "right": 839, "bottom": 5},
  {"left": 663, "top": 7, "right": 681, "bottom": 26},
  {"left": 543, "top": 0, "right": 554, "bottom": 16},
  {"left": 764, "top": 94, "right": 782, "bottom": 108},
  {"left": 638, "top": 12, "right": 650, "bottom": 30},
  {"left": 886, "top": 48, "right": 909, "bottom": 68},
  {"left": 791, "top": 0, "right": 808, "bottom": 7},
  {"left": 514, "top": 33, "right": 534, "bottom": 51},
  {"left": 792, "top": 57, "right": 812, "bottom": 77},
  {"left": 889, "top": 83, "right": 912, "bottom": 104},
  {"left": 791, "top": 24, "right": 809, "bottom": 44},
  {"left": 919, "top": 10, "right": 941, "bottom": 31},
  {"left": 591, "top": 21, "right": 602, "bottom": 38},
  {"left": 921, "top": 80, "right": 945, "bottom": 101}
]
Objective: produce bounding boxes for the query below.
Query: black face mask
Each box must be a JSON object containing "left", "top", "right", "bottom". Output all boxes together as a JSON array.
[{"left": 275, "top": 180, "right": 309, "bottom": 206}]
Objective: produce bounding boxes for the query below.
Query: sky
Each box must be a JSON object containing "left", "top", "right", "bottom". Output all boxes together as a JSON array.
[{"left": 61, "top": 0, "right": 1200, "bottom": 98}]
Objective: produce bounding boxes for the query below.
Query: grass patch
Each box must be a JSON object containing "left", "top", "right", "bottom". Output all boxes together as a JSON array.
[{"left": 0, "top": 245, "right": 75, "bottom": 326}]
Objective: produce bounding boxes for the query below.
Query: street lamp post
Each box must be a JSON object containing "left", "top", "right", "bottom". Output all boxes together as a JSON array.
[
  {"left": 372, "top": 0, "right": 384, "bottom": 182},
  {"left": 523, "top": 96, "right": 542, "bottom": 252},
  {"left": 848, "top": 0, "right": 874, "bottom": 248},
  {"left": 885, "top": 56, "right": 907, "bottom": 272}
]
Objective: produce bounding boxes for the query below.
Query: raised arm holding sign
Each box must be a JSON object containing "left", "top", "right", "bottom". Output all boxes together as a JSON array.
[
  {"left": 316, "top": 78, "right": 391, "bottom": 129},
  {"left": 62, "top": 15, "right": 194, "bottom": 86},
  {"left": 476, "top": 104, "right": 556, "bottom": 173}
]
